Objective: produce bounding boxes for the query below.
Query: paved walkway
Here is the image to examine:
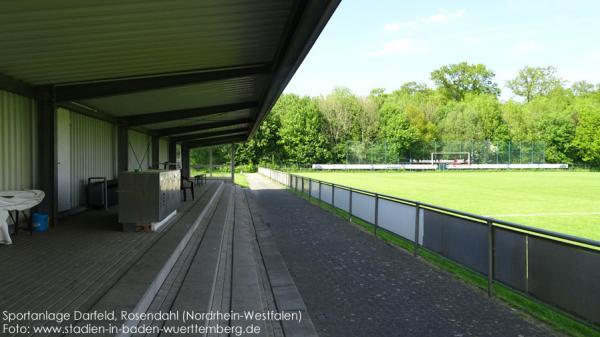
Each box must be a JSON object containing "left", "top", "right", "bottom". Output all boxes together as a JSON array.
[{"left": 246, "top": 174, "right": 559, "bottom": 337}]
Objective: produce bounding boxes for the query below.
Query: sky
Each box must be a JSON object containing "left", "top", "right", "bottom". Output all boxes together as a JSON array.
[{"left": 284, "top": 0, "right": 600, "bottom": 101}]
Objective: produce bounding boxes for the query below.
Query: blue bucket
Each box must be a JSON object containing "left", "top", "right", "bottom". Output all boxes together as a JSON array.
[{"left": 32, "top": 212, "right": 49, "bottom": 232}]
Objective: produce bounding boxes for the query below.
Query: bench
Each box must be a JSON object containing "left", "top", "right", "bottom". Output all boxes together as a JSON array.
[{"left": 193, "top": 174, "right": 206, "bottom": 185}]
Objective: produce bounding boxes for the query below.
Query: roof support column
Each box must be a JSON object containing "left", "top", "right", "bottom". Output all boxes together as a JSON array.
[
  {"left": 151, "top": 136, "right": 159, "bottom": 169},
  {"left": 181, "top": 146, "right": 190, "bottom": 178},
  {"left": 117, "top": 126, "right": 129, "bottom": 172},
  {"left": 209, "top": 147, "right": 213, "bottom": 177},
  {"left": 230, "top": 143, "right": 235, "bottom": 183},
  {"left": 168, "top": 141, "right": 177, "bottom": 170},
  {"left": 36, "top": 86, "right": 57, "bottom": 227}
]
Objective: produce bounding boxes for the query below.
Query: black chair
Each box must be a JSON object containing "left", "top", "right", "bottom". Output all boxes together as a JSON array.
[
  {"left": 181, "top": 176, "right": 195, "bottom": 201},
  {"left": 193, "top": 174, "right": 206, "bottom": 185}
]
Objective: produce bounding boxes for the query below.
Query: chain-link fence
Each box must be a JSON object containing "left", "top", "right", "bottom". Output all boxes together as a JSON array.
[{"left": 345, "top": 141, "right": 546, "bottom": 164}]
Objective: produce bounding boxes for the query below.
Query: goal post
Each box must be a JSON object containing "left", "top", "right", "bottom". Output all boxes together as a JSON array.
[{"left": 431, "top": 152, "right": 471, "bottom": 165}]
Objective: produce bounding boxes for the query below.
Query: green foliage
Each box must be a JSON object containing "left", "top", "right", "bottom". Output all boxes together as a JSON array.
[
  {"left": 277, "top": 94, "right": 331, "bottom": 165},
  {"left": 573, "top": 98, "right": 600, "bottom": 165},
  {"left": 524, "top": 89, "right": 577, "bottom": 163},
  {"left": 193, "top": 62, "right": 600, "bottom": 169},
  {"left": 440, "top": 94, "right": 508, "bottom": 142},
  {"left": 507, "top": 66, "right": 564, "bottom": 102},
  {"left": 431, "top": 62, "right": 500, "bottom": 100}
]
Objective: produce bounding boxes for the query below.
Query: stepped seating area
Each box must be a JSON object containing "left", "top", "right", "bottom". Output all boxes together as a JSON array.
[{"left": 1, "top": 181, "right": 315, "bottom": 337}]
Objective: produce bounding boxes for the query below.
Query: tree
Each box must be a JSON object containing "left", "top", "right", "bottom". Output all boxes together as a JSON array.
[
  {"left": 572, "top": 97, "right": 600, "bottom": 165},
  {"left": 355, "top": 97, "right": 379, "bottom": 143},
  {"left": 523, "top": 88, "right": 577, "bottom": 163},
  {"left": 368, "top": 88, "right": 387, "bottom": 108},
  {"left": 318, "top": 87, "right": 362, "bottom": 160},
  {"left": 431, "top": 62, "right": 500, "bottom": 101},
  {"left": 276, "top": 94, "right": 331, "bottom": 165},
  {"left": 440, "top": 94, "right": 508, "bottom": 142},
  {"left": 506, "top": 66, "right": 564, "bottom": 102},
  {"left": 378, "top": 97, "right": 420, "bottom": 160},
  {"left": 318, "top": 87, "right": 361, "bottom": 144},
  {"left": 234, "top": 110, "right": 282, "bottom": 165},
  {"left": 571, "top": 81, "right": 596, "bottom": 96},
  {"left": 399, "top": 81, "right": 430, "bottom": 95}
]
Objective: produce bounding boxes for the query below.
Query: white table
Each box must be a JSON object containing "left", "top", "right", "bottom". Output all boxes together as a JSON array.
[{"left": 0, "top": 190, "right": 45, "bottom": 245}]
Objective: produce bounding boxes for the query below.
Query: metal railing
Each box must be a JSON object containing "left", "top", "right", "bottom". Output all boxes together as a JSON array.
[{"left": 257, "top": 167, "right": 600, "bottom": 326}]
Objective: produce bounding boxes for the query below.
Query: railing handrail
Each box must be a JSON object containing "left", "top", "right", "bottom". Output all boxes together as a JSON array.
[{"left": 260, "top": 167, "right": 600, "bottom": 250}]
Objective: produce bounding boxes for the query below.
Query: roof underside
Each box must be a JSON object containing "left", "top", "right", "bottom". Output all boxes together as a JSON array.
[{"left": 0, "top": 0, "right": 339, "bottom": 148}]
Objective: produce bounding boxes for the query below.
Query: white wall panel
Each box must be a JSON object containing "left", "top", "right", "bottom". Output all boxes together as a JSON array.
[
  {"left": 68, "top": 110, "right": 116, "bottom": 208},
  {"left": 0, "top": 90, "right": 36, "bottom": 191}
]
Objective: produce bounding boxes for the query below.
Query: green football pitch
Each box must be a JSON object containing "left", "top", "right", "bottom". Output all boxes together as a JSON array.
[{"left": 293, "top": 170, "right": 600, "bottom": 242}]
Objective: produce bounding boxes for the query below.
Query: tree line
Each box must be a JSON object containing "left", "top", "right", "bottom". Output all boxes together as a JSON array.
[{"left": 225, "top": 62, "right": 600, "bottom": 167}]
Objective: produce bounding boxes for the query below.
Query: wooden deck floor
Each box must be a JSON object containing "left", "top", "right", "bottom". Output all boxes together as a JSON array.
[
  {"left": 0, "top": 181, "right": 315, "bottom": 337},
  {"left": 0, "top": 184, "right": 213, "bottom": 324}
]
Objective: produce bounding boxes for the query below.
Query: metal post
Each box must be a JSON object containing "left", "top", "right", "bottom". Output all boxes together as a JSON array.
[
  {"left": 209, "top": 147, "right": 213, "bottom": 177},
  {"left": 117, "top": 125, "right": 129, "bottom": 172},
  {"left": 374, "top": 194, "right": 379, "bottom": 235},
  {"left": 103, "top": 178, "right": 108, "bottom": 211},
  {"left": 151, "top": 136, "right": 159, "bottom": 169},
  {"left": 182, "top": 145, "right": 190, "bottom": 178},
  {"left": 168, "top": 141, "right": 177, "bottom": 170},
  {"left": 331, "top": 183, "right": 335, "bottom": 207},
  {"left": 349, "top": 190, "right": 353, "bottom": 221},
  {"left": 542, "top": 143, "right": 545, "bottom": 163},
  {"left": 531, "top": 143, "right": 534, "bottom": 164},
  {"left": 519, "top": 142, "right": 522, "bottom": 164},
  {"left": 487, "top": 219, "right": 495, "bottom": 297},
  {"left": 413, "top": 204, "right": 420, "bottom": 257},
  {"left": 230, "top": 143, "right": 235, "bottom": 183},
  {"left": 36, "top": 86, "right": 58, "bottom": 227},
  {"left": 308, "top": 178, "right": 312, "bottom": 200},
  {"left": 318, "top": 181, "right": 321, "bottom": 205}
]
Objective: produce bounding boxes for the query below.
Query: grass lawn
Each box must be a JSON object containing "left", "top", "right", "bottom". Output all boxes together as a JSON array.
[{"left": 294, "top": 170, "right": 600, "bottom": 241}]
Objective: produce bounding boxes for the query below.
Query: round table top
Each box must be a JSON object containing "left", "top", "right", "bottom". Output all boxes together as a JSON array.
[{"left": 0, "top": 190, "right": 45, "bottom": 211}]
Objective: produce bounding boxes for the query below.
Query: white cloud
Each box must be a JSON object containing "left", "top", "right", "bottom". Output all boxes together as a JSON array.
[
  {"left": 510, "top": 42, "right": 542, "bottom": 55},
  {"left": 384, "top": 22, "right": 401, "bottom": 32},
  {"left": 367, "top": 38, "right": 422, "bottom": 56},
  {"left": 427, "top": 9, "right": 465, "bottom": 23},
  {"left": 384, "top": 20, "right": 419, "bottom": 32},
  {"left": 383, "top": 9, "right": 465, "bottom": 33}
]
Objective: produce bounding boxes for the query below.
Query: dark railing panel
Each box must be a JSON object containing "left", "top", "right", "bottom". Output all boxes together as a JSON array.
[
  {"left": 423, "top": 209, "right": 489, "bottom": 275},
  {"left": 321, "top": 183, "right": 333, "bottom": 204},
  {"left": 310, "top": 180, "right": 319, "bottom": 198},
  {"left": 333, "top": 186, "right": 350, "bottom": 212},
  {"left": 378, "top": 198, "right": 417, "bottom": 241},
  {"left": 258, "top": 168, "right": 600, "bottom": 325},
  {"left": 494, "top": 228, "right": 527, "bottom": 291},
  {"left": 528, "top": 237, "right": 600, "bottom": 324},
  {"left": 352, "top": 191, "right": 376, "bottom": 223}
]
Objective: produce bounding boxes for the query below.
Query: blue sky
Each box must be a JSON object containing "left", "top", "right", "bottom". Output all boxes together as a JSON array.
[{"left": 284, "top": 0, "right": 600, "bottom": 100}]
